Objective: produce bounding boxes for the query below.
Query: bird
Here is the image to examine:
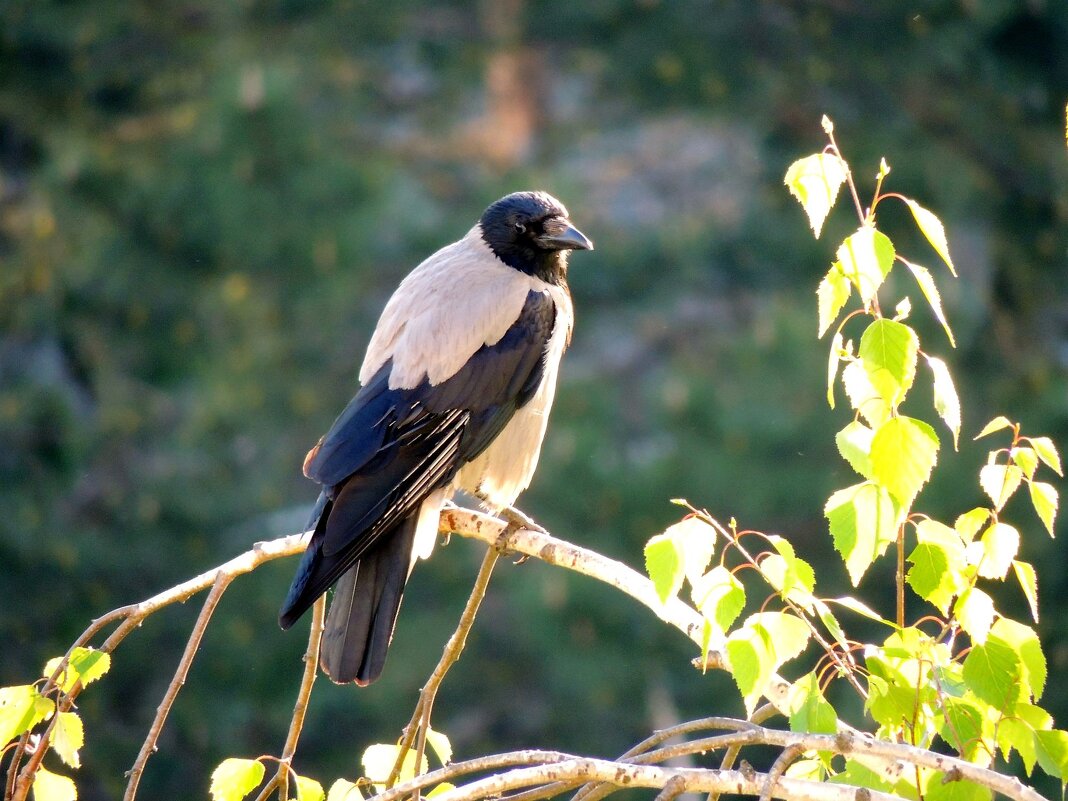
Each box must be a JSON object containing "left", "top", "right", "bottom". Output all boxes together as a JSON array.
[{"left": 279, "top": 191, "right": 593, "bottom": 685}]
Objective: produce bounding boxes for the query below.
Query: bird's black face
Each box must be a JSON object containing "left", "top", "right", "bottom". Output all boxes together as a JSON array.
[{"left": 479, "top": 191, "right": 593, "bottom": 283}]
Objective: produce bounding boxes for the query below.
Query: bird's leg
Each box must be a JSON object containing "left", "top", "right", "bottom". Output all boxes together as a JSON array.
[{"left": 492, "top": 505, "right": 547, "bottom": 564}]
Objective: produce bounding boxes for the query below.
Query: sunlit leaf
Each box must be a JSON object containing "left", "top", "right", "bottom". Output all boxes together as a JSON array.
[
  {"left": 1012, "top": 560, "right": 1039, "bottom": 622},
  {"left": 955, "top": 587, "right": 995, "bottom": 645},
  {"left": 788, "top": 672, "right": 837, "bottom": 735},
  {"left": 836, "top": 421, "right": 875, "bottom": 479},
  {"left": 32, "top": 767, "right": 77, "bottom": 801},
  {"left": 836, "top": 226, "right": 896, "bottom": 308},
  {"left": 784, "top": 759, "right": 825, "bottom": 781},
  {"left": 954, "top": 508, "right": 989, "bottom": 543},
  {"left": 52, "top": 712, "right": 85, "bottom": 769},
  {"left": 925, "top": 355, "right": 961, "bottom": 449},
  {"left": 1029, "top": 436, "right": 1063, "bottom": 476},
  {"left": 893, "top": 296, "right": 911, "bottom": 320},
  {"left": 1029, "top": 481, "right": 1058, "bottom": 537},
  {"left": 325, "top": 779, "right": 362, "bottom": 801},
  {"left": 904, "top": 198, "right": 956, "bottom": 276},
  {"left": 924, "top": 774, "right": 990, "bottom": 801},
  {"left": 1011, "top": 447, "right": 1039, "bottom": 480},
  {"left": 362, "top": 744, "right": 427, "bottom": 787},
  {"left": 726, "top": 630, "right": 767, "bottom": 716},
  {"left": 827, "top": 332, "right": 844, "bottom": 408},
  {"left": 979, "top": 464, "right": 1023, "bottom": 511},
  {"left": 295, "top": 775, "right": 325, "bottom": 801},
  {"left": 42, "top": 649, "right": 111, "bottom": 693},
  {"left": 426, "top": 783, "right": 457, "bottom": 798},
  {"left": 817, "top": 264, "right": 851, "bottom": 338},
  {"left": 962, "top": 637, "right": 1020, "bottom": 712},
  {"left": 0, "top": 685, "right": 54, "bottom": 747},
  {"left": 644, "top": 535, "right": 682, "bottom": 603},
  {"left": 784, "top": 153, "right": 848, "bottom": 238},
  {"left": 1035, "top": 729, "right": 1068, "bottom": 778},
  {"left": 841, "top": 360, "right": 891, "bottom": 427},
  {"left": 999, "top": 717, "right": 1037, "bottom": 774},
  {"left": 975, "top": 416, "right": 1013, "bottom": 440},
  {"left": 826, "top": 596, "right": 894, "bottom": 626},
  {"left": 939, "top": 697, "right": 985, "bottom": 761},
  {"left": 210, "top": 758, "right": 265, "bottom": 801},
  {"left": 870, "top": 416, "right": 939, "bottom": 507},
  {"left": 690, "top": 565, "right": 745, "bottom": 633},
  {"left": 424, "top": 727, "right": 453, "bottom": 766},
  {"left": 973, "top": 522, "right": 1018, "bottom": 579},
  {"left": 991, "top": 618, "right": 1046, "bottom": 702},
  {"left": 825, "top": 481, "right": 897, "bottom": 586},
  {"left": 907, "top": 520, "right": 967, "bottom": 615},
  {"left": 859, "top": 319, "right": 918, "bottom": 407},
  {"left": 901, "top": 259, "right": 956, "bottom": 346}
]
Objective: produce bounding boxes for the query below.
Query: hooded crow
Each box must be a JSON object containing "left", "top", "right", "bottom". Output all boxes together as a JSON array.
[{"left": 279, "top": 191, "right": 593, "bottom": 685}]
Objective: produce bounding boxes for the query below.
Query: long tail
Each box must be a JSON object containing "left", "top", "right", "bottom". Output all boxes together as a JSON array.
[{"left": 319, "top": 513, "right": 419, "bottom": 685}]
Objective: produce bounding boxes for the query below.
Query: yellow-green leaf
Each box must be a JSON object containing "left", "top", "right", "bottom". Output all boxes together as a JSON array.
[
  {"left": 907, "top": 520, "right": 967, "bottom": 615},
  {"left": 32, "top": 767, "right": 77, "bottom": 801},
  {"left": 784, "top": 153, "right": 848, "bottom": 238},
  {"left": 362, "top": 744, "right": 427, "bottom": 787},
  {"left": 825, "top": 481, "right": 898, "bottom": 586},
  {"left": 294, "top": 775, "right": 325, "bottom": 801},
  {"left": 42, "top": 648, "right": 111, "bottom": 693},
  {"left": 1011, "top": 447, "right": 1039, "bottom": 480},
  {"left": 0, "top": 685, "right": 54, "bottom": 747},
  {"left": 955, "top": 587, "right": 996, "bottom": 644},
  {"left": 975, "top": 523, "right": 1019, "bottom": 580},
  {"left": 836, "top": 421, "right": 875, "bottom": 479},
  {"left": 904, "top": 198, "right": 956, "bottom": 276},
  {"left": 870, "top": 416, "right": 939, "bottom": 507},
  {"left": 836, "top": 226, "right": 896, "bottom": 307},
  {"left": 859, "top": 319, "right": 918, "bottom": 407},
  {"left": 1012, "top": 560, "right": 1039, "bottom": 622},
  {"left": 52, "top": 712, "right": 84, "bottom": 769},
  {"left": 925, "top": 355, "right": 961, "bottom": 450},
  {"left": 424, "top": 727, "right": 453, "bottom": 766},
  {"left": 817, "top": 263, "right": 851, "bottom": 337},
  {"left": 690, "top": 565, "right": 745, "bottom": 633},
  {"left": 955, "top": 508, "right": 989, "bottom": 543},
  {"left": 901, "top": 258, "right": 955, "bottom": 346},
  {"left": 325, "top": 779, "right": 362, "bottom": 801},
  {"left": 975, "top": 416, "right": 1013, "bottom": 440},
  {"left": 827, "top": 332, "right": 844, "bottom": 408},
  {"left": 1029, "top": 436, "right": 1063, "bottom": 476},
  {"left": 979, "top": 464, "right": 1023, "bottom": 511},
  {"left": 427, "top": 783, "right": 457, "bottom": 798},
  {"left": 841, "top": 360, "right": 891, "bottom": 427},
  {"left": 209, "top": 758, "right": 265, "bottom": 801},
  {"left": 1029, "top": 481, "right": 1058, "bottom": 537},
  {"left": 644, "top": 534, "right": 682, "bottom": 603}
]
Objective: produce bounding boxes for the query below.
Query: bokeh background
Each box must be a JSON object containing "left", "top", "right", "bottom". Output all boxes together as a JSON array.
[{"left": 2, "top": 1, "right": 1067, "bottom": 798}]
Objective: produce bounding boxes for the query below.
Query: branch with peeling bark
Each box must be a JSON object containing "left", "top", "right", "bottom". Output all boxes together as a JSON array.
[{"left": 3, "top": 508, "right": 1051, "bottom": 801}]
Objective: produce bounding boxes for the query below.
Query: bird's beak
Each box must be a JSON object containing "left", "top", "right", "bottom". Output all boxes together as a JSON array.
[{"left": 537, "top": 218, "right": 594, "bottom": 251}]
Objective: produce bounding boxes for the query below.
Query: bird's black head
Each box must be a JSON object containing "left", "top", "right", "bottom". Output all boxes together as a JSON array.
[{"left": 479, "top": 191, "right": 593, "bottom": 284}]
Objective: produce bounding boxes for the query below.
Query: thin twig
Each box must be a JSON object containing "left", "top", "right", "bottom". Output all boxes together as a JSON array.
[
  {"left": 387, "top": 545, "right": 501, "bottom": 790},
  {"left": 710, "top": 704, "right": 780, "bottom": 801},
  {"left": 759, "top": 745, "right": 803, "bottom": 801},
  {"left": 653, "top": 775, "right": 689, "bottom": 801},
  {"left": 124, "top": 571, "right": 235, "bottom": 801}
]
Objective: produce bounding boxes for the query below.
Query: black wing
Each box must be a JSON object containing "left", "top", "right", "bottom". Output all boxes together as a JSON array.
[{"left": 279, "top": 289, "right": 556, "bottom": 627}]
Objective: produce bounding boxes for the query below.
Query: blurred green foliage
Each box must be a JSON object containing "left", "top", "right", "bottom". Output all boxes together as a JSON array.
[{"left": 1, "top": 1, "right": 1066, "bottom": 798}]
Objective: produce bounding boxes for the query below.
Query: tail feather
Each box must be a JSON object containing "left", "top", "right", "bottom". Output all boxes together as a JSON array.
[{"left": 319, "top": 513, "right": 419, "bottom": 685}]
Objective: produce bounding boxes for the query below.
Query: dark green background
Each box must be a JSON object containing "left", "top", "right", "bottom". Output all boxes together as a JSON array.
[{"left": 2, "top": 1, "right": 1066, "bottom": 798}]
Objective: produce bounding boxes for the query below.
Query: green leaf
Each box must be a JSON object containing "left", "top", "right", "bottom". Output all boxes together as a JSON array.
[
  {"left": 901, "top": 258, "right": 956, "bottom": 346},
  {"left": 907, "top": 520, "right": 967, "bottom": 615},
  {"left": 52, "top": 712, "right": 84, "bottom": 769},
  {"left": 424, "top": 727, "right": 453, "bottom": 766},
  {"left": 955, "top": 587, "right": 995, "bottom": 645},
  {"left": 725, "top": 631, "right": 767, "bottom": 716},
  {"left": 998, "top": 717, "right": 1037, "bottom": 774},
  {"left": 426, "top": 783, "right": 458, "bottom": 798},
  {"left": 210, "top": 758, "right": 265, "bottom": 801},
  {"left": 836, "top": 421, "right": 875, "bottom": 479},
  {"left": 954, "top": 508, "right": 989, "bottom": 542},
  {"left": 644, "top": 535, "right": 682, "bottom": 604},
  {"left": 979, "top": 464, "right": 1023, "bottom": 511},
  {"left": 836, "top": 226, "right": 896, "bottom": 307},
  {"left": 825, "top": 481, "right": 897, "bottom": 586},
  {"left": 0, "top": 685, "right": 54, "bottom": 747},
  {"left": 1029, "top": 481, "right": 1058, "bottom": 537},
  {"left": 1035, "top": 730, "right": 1068, "bottom": 778},
  {"left": 784, "top": 153, "right": 848, "bottom": 238},
  {"left": 870, "top": 416, "right": 940, "bottom": 507},
  {"left": 859, "top": 319, "right": 918, "bottom": 406},
  {"left": 962, "top": 637, "right": 1021, "bottom": 711},
  {"left": 295, "top": 775, "right": 325, "bottom": 801},
  {"left": 32, "top": 767, "right": 77, "bottom": 801},
  {"left": 1029, "top": 436, "right": 1063, "bottom": 476},
  {"left": 925, "top": 355, "right": 961, "bottom": 449},
  {"left": 326, "top": 779, "right": 362, "bottom": 801},
  {"left": 43, "top": 648, "right": 111, "bottom": 693},
  {"left": 812, "top": 600, "right": 848, "bottom": 652},
  {"left": 788, "top": 672, "right": 838, "bottom": 735},
  {"left": 990, "top": 618, "right": 1046, "bottom": 701},
  {"left": 939, "top": 697, "right": 985, "bottom": 760},
  {"left": 975, "top": 416, "right": 1013, "bottom": 440},
  {"left": 903, "top": 199, "right": 956, "bottom": 276},
  {"left": 362, "top": 744, "right": 427, "bottom": 786},
  {"left": 1012, "top": 560, "right": 1039, "bottom": 622},
  {"left": 924, "top": 775, "right": 991, "bottom": 801},
  {"left": 749, "top": 611, "right": 811, "bottom": 667},
  {"left": 826, "top": 596, "right": 895, "bottom": 626},
  {"left": 826, "top": 332, "right": 844, "bottom": 408},
  {"left": 974, "top": 523, "right": 1019, "bottom": 580},
  {"left": 842, "top": 360, "right": 891, "bottom": 427},
  {"left": 1011, "top": 447, "right": 1039, "bottom": 480},
  {"left": 817, "top": 264, "right": 852, "bottom": 338},
  {"left": 690, "top": 565, "right": 745, "bottom": 633}
]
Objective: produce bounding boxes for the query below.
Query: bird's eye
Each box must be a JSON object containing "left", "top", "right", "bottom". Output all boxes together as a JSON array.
[{"left": 514, "top": 222, "right": 526, "bottom": 234}]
